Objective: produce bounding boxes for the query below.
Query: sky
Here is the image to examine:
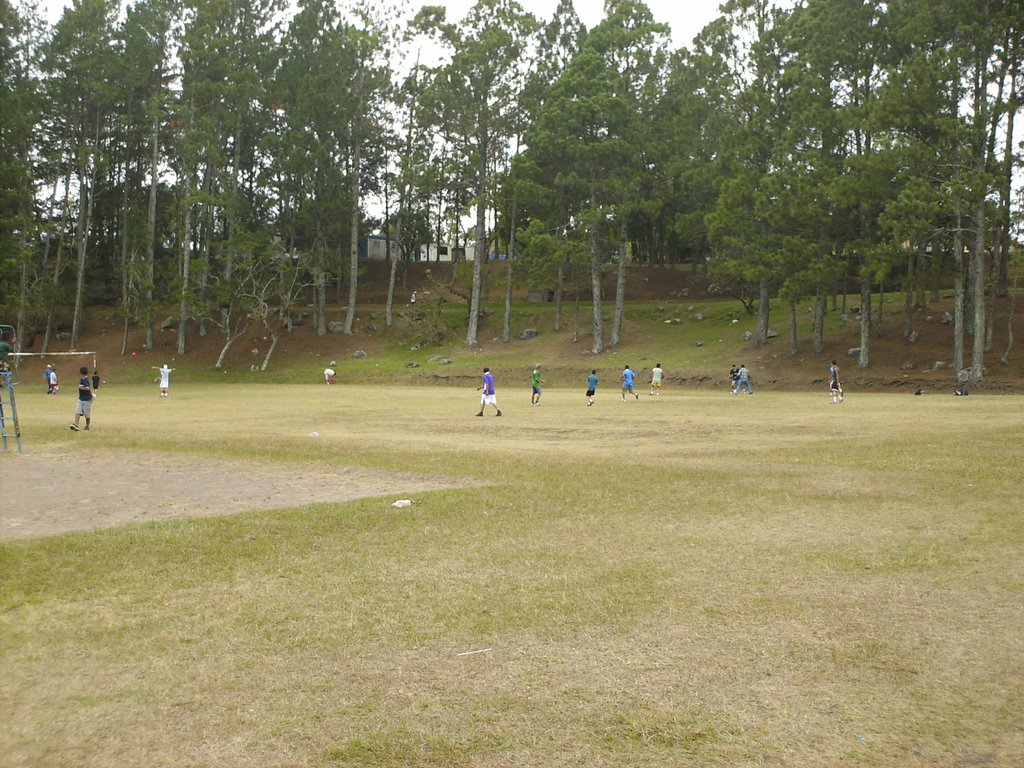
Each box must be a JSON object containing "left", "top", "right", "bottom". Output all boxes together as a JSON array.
[{"left": 38, "top": 0, "right": 727, "bottom": 50}]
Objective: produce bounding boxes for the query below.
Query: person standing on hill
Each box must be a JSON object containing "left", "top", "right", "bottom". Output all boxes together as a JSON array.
[
  {"left": 649, "top": 363, "right": 664, "bottom": 396},
  {"left": 477, "top": 367, "right": 502, "bottom": 417},
  {"left": 585, "top": 369, "right": 599, "bottom": 407},
  {"left": 69, "top": 366, "right": 93, "bottom": 431},
  {"left": 621, "top": 365, "right": 639, "bottom": 401},
  {"left": 531, "top": 364, "right": 544, "bottom": 406},
  {"left": 734, "top": 364, "right": 753, "bottom": 395},
  {"left": 829, "top": 360, "right": 843, "bottom": 404}
]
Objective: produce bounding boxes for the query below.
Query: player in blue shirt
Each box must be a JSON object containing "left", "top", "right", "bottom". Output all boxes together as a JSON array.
[
  {"left": 621, "top": 365, "right": 639, "bottom": 401},
  {"left": 586, "top": 369, "right": 598, "bottom": 406}
]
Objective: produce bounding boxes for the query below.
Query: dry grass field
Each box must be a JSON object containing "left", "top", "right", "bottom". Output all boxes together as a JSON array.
[{"left": 2, "top": 381, "right": 1023, "bottom": 767}]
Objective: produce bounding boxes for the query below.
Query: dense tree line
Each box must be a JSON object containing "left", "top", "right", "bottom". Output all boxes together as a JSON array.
[{"left": 0, "top": 0, "right": 1020, "bottom": 378}]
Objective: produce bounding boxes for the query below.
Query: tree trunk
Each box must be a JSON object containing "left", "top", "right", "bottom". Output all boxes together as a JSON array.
[
  {"left": 788, "top": 302, "right": 797, "bottom": 356},
  {"left": 466, "top": 123, "right": 488, "bottom": 347},
  {"left": 970, "top": 196, "right": 987, "bottom": 382},
  {"left": 1000, "top": 268, "right": 1017, "bottom": 365},
  {"left": 755, "top": 278, "right": 769, "bottom": 345},
  {"left": 875, "top": 279, "right": 883, "bottom": 338},
  {"left": 812, "top": 292, "right": 825, "bottom": 355},
  {"left": 915, "top": 243, "right": 927, "bottom": 308},
  {"left": 609, "top": 218, "right": 627, "bottom": 347},
  {"left": 573, "top": 261, "right": 581, "bottom": 344},
  {"left": 903, "top": 248, "right": 914, "bottom": 340},
  {"left": 857, "top": 275, "right": 871, "bottom": 369},
  {"left": 44, "top": 169, "right": 72, "bottom": 354},
  {"left": 14, "top": 224, "right": 29, "bottom": 360},
  {"left": 177, "top": 159, "right": 193, "bottom": 356},
  {"left": 996, "top": 57, "right": 1017, "bottom": 297},
  {"left": 144, "top": 107, "right": 160, "bottom": 351},
  {"left": 502, "top": 188, "right": 518, "bottom": 343},
  {"left": 118, "top": 146, "right": 135, "bottom": 352},
  {"left": 222, "top": 119, "right": 242, "bottom": 340},
  {"left": 314, "top": 235, "right": 327, "bottom": 337},
  {"left": 259, "top": 332, "right": 278, "bottom": 371},
  {"left": 589, "top": 217, "right": 603, "bottom": 354},
  {"left": 344, "top": 135, "right": 361, "bottom": 335},
  {"left": 985, "top": 256, "right": 997, "bottom": 353},
  {"left": 213, "top": 310, "right": 246, "bottom": 369},
  {"left": 386, "top": 187, "right": 401, "bottom": 329},
  {"left": 70, "top": 122, "right": 99, "bottom": 351},
  {"left": 554, "top": 259, "right": 564, "bottom": 332},
  {"left": 953, "top": 207, "right": 965, "bottom": 374},
  {"left": 197, "top": 167, "right": 212, "bottom": 338}
]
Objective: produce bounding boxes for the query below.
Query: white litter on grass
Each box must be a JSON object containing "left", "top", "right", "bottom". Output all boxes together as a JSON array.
[
  {"left": 456, "top": 648, "right": 493, "bottom": 657},
  {"left": 308, "top": 431, "right": 320, "bottom": 437},
  {"left": 392, "top": 499, "right": 413, "bottom": 508}
]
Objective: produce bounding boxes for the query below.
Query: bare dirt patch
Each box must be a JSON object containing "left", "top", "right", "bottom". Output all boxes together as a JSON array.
[{"left": 1, "top": 449, "right": 475, "bottom": 540}]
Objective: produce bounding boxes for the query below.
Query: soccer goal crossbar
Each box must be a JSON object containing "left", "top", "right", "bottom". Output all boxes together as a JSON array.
[{"left": 12, "top": 351, "right": 99, "bottom": 369}]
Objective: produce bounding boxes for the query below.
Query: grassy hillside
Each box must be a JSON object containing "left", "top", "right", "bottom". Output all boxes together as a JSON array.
[{"left": 12, "top": 264, "right": 1024, "bottom": 392}]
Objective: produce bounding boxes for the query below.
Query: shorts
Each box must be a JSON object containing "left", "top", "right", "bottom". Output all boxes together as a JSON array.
[
  {"left": 75, "top": 399, "right": 93, "bottom": 418},
  {"left": 481, "top": 393, "right": 497, "bottom": 406},
  {"left": 585, "top": 389, "right": 595, "bottom": 397},
  {"left": 532, "top": 386, "right": 541, "bottom": 395},
  {"left": 651, "top": 381, "right": 662, "bottom": 390}
]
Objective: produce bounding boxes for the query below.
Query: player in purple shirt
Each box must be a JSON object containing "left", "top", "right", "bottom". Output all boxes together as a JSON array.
[{"left": 476, "top": 367, "right": 502, "bottom": 417}]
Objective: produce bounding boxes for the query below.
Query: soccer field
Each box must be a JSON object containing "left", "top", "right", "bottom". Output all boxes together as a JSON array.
[{"left": 2, "top": 384, "right": 1023, "bottom": 767}]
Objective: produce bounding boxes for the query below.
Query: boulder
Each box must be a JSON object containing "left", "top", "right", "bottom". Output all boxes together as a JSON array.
[
  {"left": 160, "top": 316, "right": 176, "bottom": 331},
  {"left": 352, "top": 350, "right": 367, "bottom": 359},
  {"left": 519, "top": 327, "right": 538, "bottom": 340},
  {"left": 328, "top": 321, "right": 345, "bottom": 333},
  {"left": 847, "top": 347, "right": 860, "bottom": 357}
]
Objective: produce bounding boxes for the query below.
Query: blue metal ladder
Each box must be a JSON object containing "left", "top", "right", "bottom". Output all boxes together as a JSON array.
[{"left": 1, "top": 370, "right": 23, "bottom": 453}]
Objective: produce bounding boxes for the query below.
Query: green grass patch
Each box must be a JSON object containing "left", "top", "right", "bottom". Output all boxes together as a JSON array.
[{"left": 2, "top": 384, "right": 1023, "bottom": 767}]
